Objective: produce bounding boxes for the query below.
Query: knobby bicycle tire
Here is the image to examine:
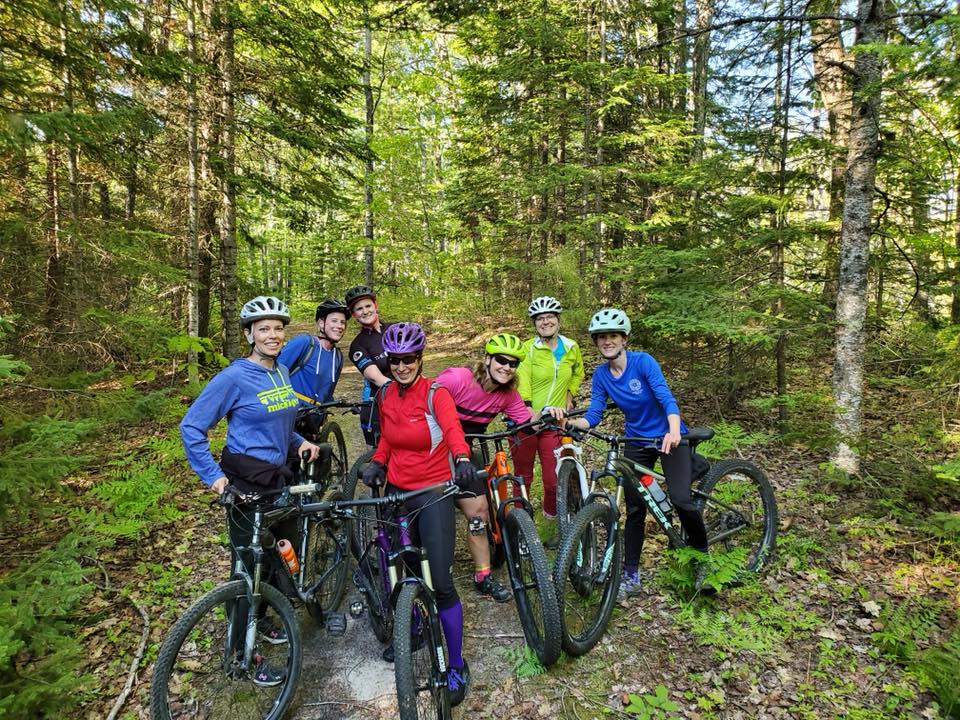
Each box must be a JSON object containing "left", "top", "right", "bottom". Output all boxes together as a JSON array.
[
  {"left": 355, "top": 543, "right": 392, "bottom": 643},
  {"left": 319, "top": 421, "right": 350, "bottom": 495},
  {"left": 695, "top": 458, "right": 778, "bottom": 577},
  {"left": 555, "top": 461, "right": 585, "bottom": 542},
  {"left": 348, "top": 448, "right": 376, "bottom": 561},
  {"left": 151, "top": 580, "right": 302, "bottom": 720},
  {"left": 553, "top": 501, "right": 622, "bottom": 656},
  {"left": 505, "top": 509, "right": 561, "bottom": 666},
  {"left": 302, "top": 488, "right": 350, "bottom": 622},
  {"left": 394, "top": 582, "right": 452, "bottom": 720}
]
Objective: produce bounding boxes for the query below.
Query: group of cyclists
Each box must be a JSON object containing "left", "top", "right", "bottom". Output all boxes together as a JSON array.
[{"left": 178, "top": 285, "right": 709, "bottom": 705}]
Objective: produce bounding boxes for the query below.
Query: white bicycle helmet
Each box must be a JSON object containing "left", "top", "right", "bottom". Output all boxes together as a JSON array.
[
  {"left": 588, "top": 308, "right": 631, "bottom": 336},
  {"left": 528, "top": 296, "right": 563, "bottom": 318},
  {"left": 240, "top": 296, "right": 291, "bottom": 328}
]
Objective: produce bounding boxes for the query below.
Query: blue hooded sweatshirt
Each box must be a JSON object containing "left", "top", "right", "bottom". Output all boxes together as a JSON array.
[
  {"left": 180, "top": 358, "right": 305, "bottom": 486},
  {"left": 277, "top": 334, "right": 343, "bottom": 405}
]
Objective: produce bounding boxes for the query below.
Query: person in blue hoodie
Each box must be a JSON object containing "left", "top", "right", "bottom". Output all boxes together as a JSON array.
[
  {"left": 568, "top": 308, "right": 709, "bottom": 597},
  {"left": 277, "top": 298, "right": 348, "bottom": 437},
  {"left": 179, "top": 296, "right": 320, "bottom": 685}
]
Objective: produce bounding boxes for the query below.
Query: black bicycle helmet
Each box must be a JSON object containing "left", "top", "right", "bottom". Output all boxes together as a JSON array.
[
  {"left": 344, "top": 284, "right": 376, "bottom": 309},
  {"left": 315, "top": 298, "right": 349, "bottom": 321}
]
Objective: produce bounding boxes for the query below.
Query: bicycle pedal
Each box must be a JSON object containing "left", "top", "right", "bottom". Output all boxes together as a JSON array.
[{"left": 326, "top": 612, "right": 347, "bottom": 636}]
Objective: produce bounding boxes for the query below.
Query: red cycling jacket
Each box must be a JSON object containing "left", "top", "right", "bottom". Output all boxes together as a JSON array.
[{"left": 371, "top": 375, "right": 471, "bottom": 490}]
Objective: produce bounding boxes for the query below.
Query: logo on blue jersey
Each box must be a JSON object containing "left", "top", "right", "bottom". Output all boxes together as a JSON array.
[{"left": 629, "top": 379, "right": 643, "bottom": 395}]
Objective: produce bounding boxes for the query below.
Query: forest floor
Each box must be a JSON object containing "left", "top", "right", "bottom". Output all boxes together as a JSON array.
[{"left": 43, "top": 326, "right": 957, "bottom": 720}]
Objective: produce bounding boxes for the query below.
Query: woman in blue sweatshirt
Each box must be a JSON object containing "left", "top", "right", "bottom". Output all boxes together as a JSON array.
[
  {"left": 568, "top": 308, "right": 708, "bottom": 597},
  {"left": 179, "top": 296, "right": 320, "bottom": 684}
]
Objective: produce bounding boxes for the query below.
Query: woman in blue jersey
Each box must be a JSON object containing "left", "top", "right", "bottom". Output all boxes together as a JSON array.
[
  {"left": 568, "top": 308, "right": 708, "bottom": 597},
  {"left": 179, "top": 295, "right": 321, "bottom": 685}
]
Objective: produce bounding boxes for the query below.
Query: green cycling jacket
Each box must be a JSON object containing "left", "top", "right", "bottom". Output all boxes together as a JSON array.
[{"left": 517, "top": 335, "right": 585, "bottom": 411}]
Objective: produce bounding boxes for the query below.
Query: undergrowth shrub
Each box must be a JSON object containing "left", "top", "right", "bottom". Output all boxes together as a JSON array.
[
  {"left": 0, "top": 535, "right": 93, "bottom": 719},
  {"left": 872, "top": 596, "right": 959, "bottom": 718}
]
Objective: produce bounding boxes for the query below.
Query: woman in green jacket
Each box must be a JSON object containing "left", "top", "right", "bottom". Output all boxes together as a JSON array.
[{"left": 512, "top": 296, "right": 584, "bottom": 523}]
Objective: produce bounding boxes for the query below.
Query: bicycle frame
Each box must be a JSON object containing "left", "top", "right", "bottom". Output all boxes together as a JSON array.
[
  {"left": 555, "top": 433, "right": 589, "bottom": 507},
  {"left": 470, "top": 434, "right": 534, "bottom": 546}
]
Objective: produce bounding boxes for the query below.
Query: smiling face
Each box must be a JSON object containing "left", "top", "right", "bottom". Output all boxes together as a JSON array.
[
  {"left": 485, "top": 353, "right": 519, "bottom": 386},
  {"left": 593, "top": 332, "right": 627, "bottom": 360},
  {"left": 245, "top": 318, "right": 286, "bottom": 359},
  {"left": 388, "top": 353, "right": 422, "bottom": 385},
  {"left": 318, "top": 312, "right": 347, "bottom": 342},
  {"left": 350, "top": 298, "right": 379, "bottom": 328},
  {"left": 533, "top": 312, "right": 560, "bottom": 339}
]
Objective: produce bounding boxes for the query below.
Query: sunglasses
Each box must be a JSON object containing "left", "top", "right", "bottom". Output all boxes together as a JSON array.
[
  {"left": 388, "top": 354, "right": 421, "bottom": 367},
  {"left": 492, "top": 354, "right": 520, "bottom": 369}
]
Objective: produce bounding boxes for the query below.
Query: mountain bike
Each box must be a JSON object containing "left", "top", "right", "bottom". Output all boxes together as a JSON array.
[
  {"left": 552, "top": 408, "right": 593, "bottom": 543},
  {"left": 151, "top": 473, "right": 345, "bottom": 720},
  {"left": 465, "top": 419, "right": 562, "bottom": 667},
  {"left": 349, "top": 480, "right": 467, "bottom": 720},
  {"left": 552, "top": 425, "right": 778, "bottom": 656}
]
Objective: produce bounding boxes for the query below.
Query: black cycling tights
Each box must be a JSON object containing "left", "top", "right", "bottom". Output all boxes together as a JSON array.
[
  {"left": 387, "top": 483, "right": 460, "bottom": 610},
  {"left": 622, "top": 445, "right": 708, "bottom": 569}
]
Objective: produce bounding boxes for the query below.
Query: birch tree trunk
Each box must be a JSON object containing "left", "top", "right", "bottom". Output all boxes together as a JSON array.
[{"left": 831, "top": 0, "right": 883, "bottom": 476}]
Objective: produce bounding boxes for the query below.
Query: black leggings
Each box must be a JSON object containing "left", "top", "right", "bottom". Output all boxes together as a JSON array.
[
  {"left": 622, "top": 444, "right": 708, "bottom": 568},
  {"left": 388, "top": 484, "right": 460, "bottom": 610}
]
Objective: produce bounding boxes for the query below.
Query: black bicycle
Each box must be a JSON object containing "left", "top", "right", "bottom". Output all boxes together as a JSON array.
[
  {"left": 350, "top": 480, "right": 469, "bottom": 720},
  {"left": 553, "top": 425, "right": 778, "bottom": 656}
]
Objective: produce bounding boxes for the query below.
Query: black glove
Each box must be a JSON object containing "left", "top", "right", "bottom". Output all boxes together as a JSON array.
[
  {"left": 454, "top": 459, "right": 476, "bottom": 490},
  {"left": 362, "top": 460, "right": 386, "bottom": 488}
]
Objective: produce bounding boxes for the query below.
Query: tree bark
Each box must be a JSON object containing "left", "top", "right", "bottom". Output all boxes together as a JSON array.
[
  {"left": 831, "top": 0, "right": 883, "bottom": 476},
  {"left": 363, "top": 9, "right": 375, "bottom": 286},
  {"left": 186, "top": 0, "right": 200, "bottom": 383},
  {"left": 810, "top": 0, "right": 852, "bottom": 312},
  {"left": 217, "top": 0, "right": 239, "bottom": 358},
  {"left": 689, "top": 0, "right": 714, "bottom": 164}
]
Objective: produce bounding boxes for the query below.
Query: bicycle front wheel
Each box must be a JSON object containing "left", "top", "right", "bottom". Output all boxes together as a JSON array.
[
  {"left": 303, "top": 489, "right": 350, "bottom": 622},
  {"left": 394, "top": 582, "right": 452, "bottom": 720},
  {"left": 505, "top": 509, "right": 561, "bottom": 666},
  {"left": 555, "top": 461, "right": 585, "bottom": 542},
  {"left": 319, "top": 421, "right": 349, "bottom": 494},
  {"left": 553, "top": 501, "right": 622, "bottom": 656},
  {"left": 348, "top": 448, "right": 376, "bottom": 561},
  {"left": 151, "top": 580, "right": 302, "bottom": 720},
  {"left": 695, "top": 458, "right": 778, "bottom": 575}
]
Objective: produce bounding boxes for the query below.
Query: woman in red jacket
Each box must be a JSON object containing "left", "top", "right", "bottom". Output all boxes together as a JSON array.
[{"left": 361, "top": 322, "right": 474, "bottom": 706}]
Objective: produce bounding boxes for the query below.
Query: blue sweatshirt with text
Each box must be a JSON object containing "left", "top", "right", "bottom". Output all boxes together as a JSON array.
[{"left": 179, "top": 358, "right": 305, "bottom": 486}]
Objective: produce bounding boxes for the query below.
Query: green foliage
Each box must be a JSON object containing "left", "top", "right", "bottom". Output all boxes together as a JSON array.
[
  {"left": 660, "top": 546, "right": 748, "bottom": 595},
  {"left": 695, "top": 421, "right": 773, "bottom": 460},
  {"left": 503, "top": 644, "right": 546, "bottom": 678},
  {"left": 872, "top": 597, "right": 960, "bottom": 718},
  {"left": 78, "top": 458, "right": 184, "bottom": 540},
  {"left": 623, "top": 685, "right": 681, "bottom": 718},
  {"left": 0, "top": 535, "right": 93, "bottom": 719},
  {"left": 0, "top": 417, "right": 96, "bottom": 521}
]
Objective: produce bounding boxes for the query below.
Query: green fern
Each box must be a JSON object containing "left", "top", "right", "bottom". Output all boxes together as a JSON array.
[
  {"left": 695, "top": 421, "right": 772, "bottom": 460},
  {"left": 503, "top": 644, "right": 546, "bottom": 678}
]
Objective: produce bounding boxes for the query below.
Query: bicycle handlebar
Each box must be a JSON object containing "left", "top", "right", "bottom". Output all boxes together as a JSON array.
[
  {"left": 465, "top": 407, "right": 589, "bottom": 442},
  {"left": 297, "top": 398, "right": 372, "bottom": 415}
]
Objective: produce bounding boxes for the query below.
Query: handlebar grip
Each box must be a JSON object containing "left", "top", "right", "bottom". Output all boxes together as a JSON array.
[{"left": 288, "top": 483, "right": 320, "bottom": 495}]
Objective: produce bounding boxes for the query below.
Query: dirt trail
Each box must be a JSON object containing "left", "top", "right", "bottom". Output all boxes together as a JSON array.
[{"left": 289, "top": 349, "right": 526, "bottom": 719}]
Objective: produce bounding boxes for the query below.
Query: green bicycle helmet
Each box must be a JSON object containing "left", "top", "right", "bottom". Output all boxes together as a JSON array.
[{"left": 485, "top": 333, "right": 524, "bottom": 360}]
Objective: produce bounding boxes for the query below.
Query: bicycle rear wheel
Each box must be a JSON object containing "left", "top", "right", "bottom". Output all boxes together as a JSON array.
[
  {"left": 354, "top": 543, "right": 392, "bottom": 643},
  {"left": 303, "top": 489, "right": 350, "bottom": 622},
  {"left": 694, "top": 458, "right": 778, "bottom": 576},
  {"left": 553, "top": 501, "right": 622, "bottom": 656},
  {"left": 394, "top": 582, "right": 452, "bottom": 720},
  {"left": 555, "top": 461, "right": 585, "bottom": 542},
  {"left": 151, "top": 580, "right": 301, "bottom": 720},
  {"left": 319, "top": 421, "right": 349, "bottom": 495},
  {"left": 505, "top": 509, "right": 561, "bottom": 666}
]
